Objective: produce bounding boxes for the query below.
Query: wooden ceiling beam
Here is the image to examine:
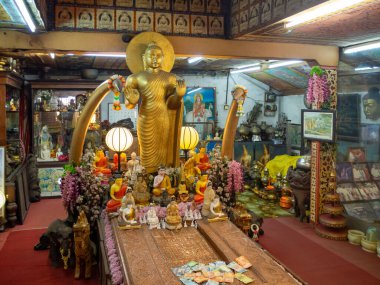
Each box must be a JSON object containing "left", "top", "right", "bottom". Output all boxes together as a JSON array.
[{"left": 0, "top": 31, "right": 339, "bottom": 66}]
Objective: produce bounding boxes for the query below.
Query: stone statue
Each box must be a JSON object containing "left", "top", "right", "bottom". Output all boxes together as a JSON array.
[
  {"left": 39, "top": 125, "right": 53, "bottom": 160},
  {"left": 124, "top": 32, "right": 186, "bottom": 173},
  {"left": 363, "top": 87, "right": 380, "bottom": 120},
  {"left": 132, "top": 174, "right": 150, "bottom": 205},
  {"left": 147, "top": 204, "right": 160, "bottom": 228}
]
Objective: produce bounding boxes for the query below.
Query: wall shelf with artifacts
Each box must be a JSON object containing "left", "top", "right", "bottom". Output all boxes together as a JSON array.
[{"left": 30, "top": 80, "right": 102, "bottom": 197}]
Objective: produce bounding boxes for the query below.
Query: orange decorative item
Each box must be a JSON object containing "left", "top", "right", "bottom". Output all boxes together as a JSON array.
[
  {"left": 194, "top": 174, "right": 208, "bottom": 204},
  {"left": 280, "top": 188, "right": 293, "bottom": 209},
  {"left": 196, "top": 147, "right": 211, "bottom": 172}
]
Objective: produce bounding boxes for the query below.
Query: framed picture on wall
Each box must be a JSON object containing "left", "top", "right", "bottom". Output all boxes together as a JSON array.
[
  {"left": 301, "top": 109, "right": 336, "bottom": 142},
  {"left": 183, "top": 87, "right": 216, "bottom": 139},
  {"left": 337, "top": 93, "right": 361, "bottom": 141}
]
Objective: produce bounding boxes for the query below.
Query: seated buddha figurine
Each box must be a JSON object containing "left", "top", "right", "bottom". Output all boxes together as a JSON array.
[
  {"left": 153, "top": 166, "right": 174, "bottom": 198},
  {"left": 178, "top": 181, "right": 189, "bottom": 203},
  {"left": 94, "top": 150, "right": 109, "bottom": 174},
  {"left": 194, "top": 174, "right": 208, "bottom": 204},
  {"left": 201, "top": 181, "right": 215, "bottom": 217},
  {"left": 106, "top": 177, "right": 127, "bottom": 213},
  {"left": 147, "top": 204, "right": 160, "bottom": 228},
  {"left": 165, "top": 201, "right": 182, "bottom": 230},
  {"left": 196, "top": 147, "right": 211, "bottom": 172},
  {"left": 132, "top": 174, "right": 150, "bottom": 205},
  {"left": 208, "top": 196, "right": 227, "bottom": 221},
  {"left": 119, "top": 187, "right": 137, "bottom": 224}
]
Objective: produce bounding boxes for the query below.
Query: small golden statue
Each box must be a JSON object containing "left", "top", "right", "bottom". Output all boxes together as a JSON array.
[
  {"left": 240, "top": 145, "right": 252, "bottom": 168},
  {"left": 178, "top": 180, "right": 190, "bottom": 203},
  {"left": 194, "top": 174, "right": 208, "bottom": 204},
  {"left": 106, "top": 177, "right": 127, "bottom": 213},
  {"left": 165, "top": 201, "right": 182, "bottom": 230},
  {"left": 132, "top": 174, "right": 150, "bottom": 205},
  {"left": 208, "top": 196, "right": 228, "bottom": 222},
  {"left": 124, "top": 32, "right": 186, "bottom": 173},
  {"left": 73, "top": 211, "right": 92, "bottom": 279}
]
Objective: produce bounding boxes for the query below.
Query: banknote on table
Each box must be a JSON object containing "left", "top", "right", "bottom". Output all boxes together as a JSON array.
[
  {"left": 235, "top": 272, "right": 255, "bottom": 284},
  {"left": 227, "top": 261, "right": 247, "bottom": 273},
  {"left": 187, "top": 261, "right": 198, "bottom": 267},
  {"left": 180, "top": 277, "right": 198, "bottom": 285},
  {"left": 235, "top": 256, "right": 252, "bottom": 269},
  {"left": 223, "top": 272, "right": 235, "bottom": 283},
  {"left": 205, "top": 280, "right": 219, "bottom": 285},
  {"left": 218, "top": 264, "right": 232, "bottom": 273}
]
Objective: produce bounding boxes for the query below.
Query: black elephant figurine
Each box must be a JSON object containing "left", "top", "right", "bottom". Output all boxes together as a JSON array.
[{"left": 34, "top": 219, "right": 75, "bottom": 269}]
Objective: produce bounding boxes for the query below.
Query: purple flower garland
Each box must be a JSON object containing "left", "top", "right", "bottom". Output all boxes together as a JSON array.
[
  {"left": 306, "top": 67, "right": 330, "bottom": 106},
  {"left": 102, "top": 211, "right": 123, "bottom": 285}
]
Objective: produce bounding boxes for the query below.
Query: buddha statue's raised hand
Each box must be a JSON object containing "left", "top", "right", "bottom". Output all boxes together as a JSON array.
[
  {"left": 176, "top": 79, "right": 186, "bottom": 97},
  {"left": 124, "top": 86, "right": 140, "bottom": 108}
]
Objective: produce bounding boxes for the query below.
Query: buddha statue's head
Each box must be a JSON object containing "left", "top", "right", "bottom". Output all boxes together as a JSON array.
[
  {"left": 363, "top": 87, "right": 380, "bottom": 120},
  {"left": 143, "top": 42, "right": 163, "bottom": 71},
  {"left": 200, "top": 174, "right": 208, "bottom": 181}
]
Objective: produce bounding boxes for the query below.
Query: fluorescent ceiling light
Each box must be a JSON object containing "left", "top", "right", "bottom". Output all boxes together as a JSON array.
[
  {"left": 15, "top": 0, "right": 36, "bottom": 32},
  {"left": 49, "top": 53, "right": 55, "bottom": 59},
  {"left": 188, "top": 57, "right": 203, "bottom": 64},
  {"left": 66, "top": 53, "right": 74, "bottom": 56},
  {"left": 268, "top": 60, "right": 303, "bottom": 69},
  {"left": 187, "top": 87, "right": 202, "bottom": 94},
  {"left": 285, "top": 0, "right": 367, "bottom": 28},
  {"left": 343, "top": 41, "right": 380, "bottom": 54},
  {"left": 236, "top": 63, "right": 260, "bottom": 69},
  {"left": 84, "top": 53, "right": 126, "bottom": 58},
  {"left": 231, "top": 66, "right": 261, "bottom": 74},
  {"left": 354, "top": 66, "right": 379, "bottom": 71}
]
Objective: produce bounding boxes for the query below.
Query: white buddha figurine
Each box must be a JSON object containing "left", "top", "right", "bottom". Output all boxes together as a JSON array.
[
  {"left": 39, "top": 125, "right": 53, "bottom": 160},
  {"left": 147, "top": 204, "right": 159, "bottom": 229}
]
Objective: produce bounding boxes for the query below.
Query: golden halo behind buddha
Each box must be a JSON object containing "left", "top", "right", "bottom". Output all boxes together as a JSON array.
[{"left": 126, "top": 32, "right": 175, "bottom": 74}]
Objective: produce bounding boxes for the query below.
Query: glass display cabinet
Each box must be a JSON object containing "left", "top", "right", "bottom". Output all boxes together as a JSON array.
[{"left": 30, "top": 80, "right": 102, "bottom": 197}]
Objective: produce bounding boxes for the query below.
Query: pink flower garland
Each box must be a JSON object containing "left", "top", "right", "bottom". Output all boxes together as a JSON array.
[
  {"left": 227, "top": 161, "right": 244, "bottom": 193},
  {"left": 306, "top": 73, "right": 329, "bottom": 105},
  {"left": 102, "top": 211, "right": 123, "bottom": 285}
]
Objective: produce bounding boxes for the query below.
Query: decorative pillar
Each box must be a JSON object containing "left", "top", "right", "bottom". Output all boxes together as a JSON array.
[{"left": 310, "top": 67, "right": 337, "bottom": 223}]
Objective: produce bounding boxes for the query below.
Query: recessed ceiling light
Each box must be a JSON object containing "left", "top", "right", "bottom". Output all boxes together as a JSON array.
[
  {"left": 188, "top": 57, "right": 203, "bottom": 64},
  {"left": 15, "top": 0, "right": 36, "bottom": 32},
  {"left": 343, "top": 40, "right": 380, "bottom": 54}
]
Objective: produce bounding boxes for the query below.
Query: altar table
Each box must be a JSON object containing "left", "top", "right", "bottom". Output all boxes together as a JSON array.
[{"left": 99, "top": 218, "right": 304, "bottom": 285}]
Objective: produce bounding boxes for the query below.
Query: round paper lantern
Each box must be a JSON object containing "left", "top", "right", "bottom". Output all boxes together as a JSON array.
[
  {"left": 105, "top": 127, "right": 133, "bottom": 152},
  {"left": 180, "top": 126, "right": 199, "bottom": 151}
]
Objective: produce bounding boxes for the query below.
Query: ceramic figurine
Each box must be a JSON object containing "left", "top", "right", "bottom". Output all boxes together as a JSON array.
[
  {"left": 147, "top": 204, "right": 160, "bottom": 229},
  {"left": 208, "top": 196, "right": 228, "bottom": 222},
  {"left": 106, "top": 178, "right": 127, "bottom": 213},
  {"left": 39, "top": 125, "right": 53, "bottom": 160},
  {"left": 153, "top": 166, "right": 174, "bottom": 199},
  {"left": 194, "top": 174, "right": 208, "bottom": 204},
  {"left": 165, "top": 201, "right": 182, "bottom": 230},
  {"left": 119, "top": 187, "right": 136, "bottom": 223},
  {"left": 132, "top": 174, "right": 150, "bottom": 205},
  {"left": 178, "top": 181, "right": 190, "bottom": 203},
  {"left": 196, "top": 147, "right": 212, "bottom": 172},
  {"left": 94, "top": 150, "right": 108, "bottom": 171},
  {"left": 201, "top": 181, "right": 215, "bottom": 217},
  {"left": 184, "top": 150, "right": 201, "bottom": 184}
]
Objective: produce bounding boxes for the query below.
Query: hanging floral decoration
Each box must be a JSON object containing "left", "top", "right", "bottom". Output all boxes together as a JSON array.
[
  {"left": 102, "top": 211, "right": 123, "bottom": 285},
  {"left": 232, "top": 84, "right": 248, "bottom": 117},
  {"left": 107, "top": 75, "right": 126, "bottom": 111},
  {"left": 306, "top": 66, "right": 330, "bottom": 107},
  {"left": 209, "top": 157, "right": 244, "bottom": 213},
  {"left": 60, "top": 154, "right": 108, "bottom": 229}
]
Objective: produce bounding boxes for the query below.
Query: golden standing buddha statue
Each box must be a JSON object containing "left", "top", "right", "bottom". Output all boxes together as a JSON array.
[{"left": 124, "top": 32, "right": 186, "bottom": 173}]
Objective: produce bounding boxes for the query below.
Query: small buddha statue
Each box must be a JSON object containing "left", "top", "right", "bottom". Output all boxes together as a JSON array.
[
  {"left": 201, "top": 181, "right": 215, "bottom": 217},
  {"left": 94, "top": 150, "right": 108, "bottom": 170},
  {"left": 55, "top": 148, "right": 63, "bottom": 160},
  {"left": 194, "top": 174, "right": 208, "bottom": 204},
  {"left": 165, "top": 200, "right": 182, "bottom": 230},
  {"left": 208, "top": 196, "right": 227, "bottom": 221},
  {"left": 152, "top": 166, "right": 174, "bottom": 198},
  {"left": 178, "top": 181, "right": 189, "bottom": 203},
  {"left": 119, "top": 187, "right": 138, "bottom": 224},
  {"left": 39, "top": 125, "right": 53, "bottom": 160},
  {"left": 184, "top": 150, "right": 201, "bottom": 184},
  {"left": 132, "top": 174, "right": 150, "bottom": 205},
  {"left": 106, "top": 177, "right": 127, "bottom": 213},
  {"left": 147, "top": 204, "right": 160, "bottom": 228},
  {"left": 196, "top": 147, "right": 211, "bottom": 172}
]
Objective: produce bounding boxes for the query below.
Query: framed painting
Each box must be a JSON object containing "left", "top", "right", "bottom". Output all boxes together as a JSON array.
[
  {"left": 55, "top": 6, "right": 75, "bottom": 29},
  {"left": 336, "top": 162, "right": 353, "bottom": 182},
  {"left": 173, "top": 14, "right": 190, "bottom": 34},
  {"left": 301, "top": 109, "right": 336, "bottom": 142},
  {"left": 136, "top": 11, "right": 153, "bottom": 32},
  {"left": 347, "top": 147, "right": 366, "bottom": 163},
  {"left": 116, "top": 10, "right": 134, "bottom": 31},
  {"left": 155, "top": 12, "right": 172, "bottom": 33},
  {"left": 208, "top": 16, "right": 224, "bottom": 36},
  {"left": 207, "top": 0, "right": 221, "bottom": 14},
  {"left": 352, "top": 163, "right": 371, "bottom": 182},
  {"left": 96, "top": 9, "right": 115, "bottom": 30},
  {"left": 183, "top": 87, "right": 216, "bottom": 139},
  {"left": 191, "top": 15, "right": 207, "bottom": 36},
  {"left": 337, "top": 94, "right": 361, "bottom": 141},
  {"left": 369, "top": 162, "right": 380, "bottom": 180}
]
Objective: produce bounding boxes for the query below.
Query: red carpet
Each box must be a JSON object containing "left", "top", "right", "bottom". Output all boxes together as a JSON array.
[
  {"left": 0, "top": 229, "right": 98, "bottom": 285},
  {"left": 259, "top": 218, "right": 380, "bottom": 285}
]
